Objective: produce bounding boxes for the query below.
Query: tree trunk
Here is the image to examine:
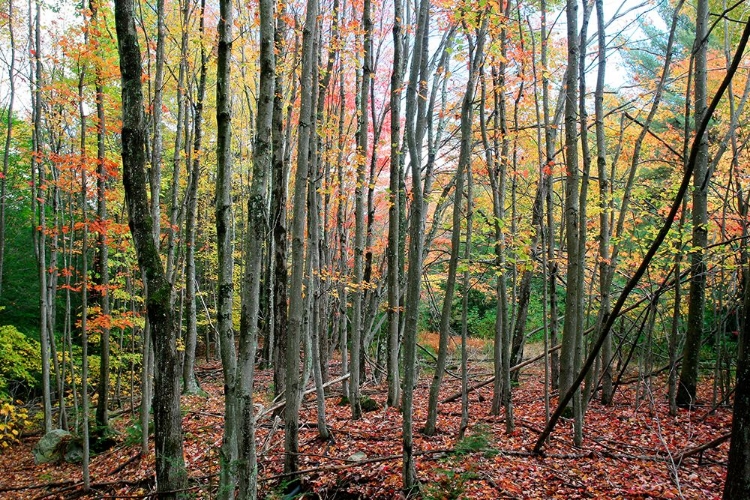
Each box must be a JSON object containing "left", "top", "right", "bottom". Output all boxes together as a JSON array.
[
  {"left": 593, "top": 0, "right": 611, "bottom": 406},
  {"left": 149, "top": 0, "right": 165, "bottom": 245},
  {"left": 386, "top": 0, "right": 403, "bottom": 408},
  {"left": 425, "top": 23, "right": 485, "bottom": 435},
  {"left": 271, "top": 6, "right": 290, "bottom": 402},
  {"left": 182, "top": 0, "right": 207, "bottom": 396},
  {"left": 91, "top": 0, "right": 111, "bottom": 428},
  {"left": 402, "top": 0, "right": 429, "bottom": 489},
  {"left": 78, "top": 71, "right": 91, "bottom": 492},
  {"left": 724, "top": 257, "right": 750, "bottom": 498},
  {"left": 30, "top": 0, "right": 52, "bottom": 434},
  {"left": 114, "top": 0, "right": 188, "bottom": 494},
  {"left": 677, "top": 0, "right": 709, "bottom": 409},
  {"left": 214, "top": 0, "right": 239, "bottom": 494},
  {"left": 559, "top": 0, "right": 580, "bottom": 402},
  {"left": 285, "top": 0, "right": 318, "bottom": 476},
  {"left": 351, "top": 0, "right": 372, "bottom": 420}
]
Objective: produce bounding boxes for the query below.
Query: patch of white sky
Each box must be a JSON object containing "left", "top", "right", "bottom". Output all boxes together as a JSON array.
[
  {"left": 0, "top": 0, "right": 83, "bottom": 117},
  {"left": 547, "top": 0, "right": 671, "bottom": 91}
]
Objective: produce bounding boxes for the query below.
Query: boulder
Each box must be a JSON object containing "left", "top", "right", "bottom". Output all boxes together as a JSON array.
[{"left": 33, "top": 429, "right": 83, "bottom": 464}]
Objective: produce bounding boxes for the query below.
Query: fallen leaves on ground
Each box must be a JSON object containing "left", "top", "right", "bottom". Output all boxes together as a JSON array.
[{"left": 0, "top": 347, "right": 731, "bottom": 499}]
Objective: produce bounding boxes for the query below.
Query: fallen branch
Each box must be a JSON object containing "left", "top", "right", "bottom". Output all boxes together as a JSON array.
[
  {"left": 259, "top": 448, "right": 454, "bottom": 482},
  {"left": 0, "top": 480, "right": 75, "bottom": 493},
  {"left": 255, "top": 373, "right": 351, "bottom": 422},
  {"left": 442, "top": 344, "right": 563, "bottom": 403},
  {"left": 675, "top": 432, "right": 731, "bottom": 462},
  {"left": 32, "top": 476, "right": 154, "bottom": 500},
  {"left": 106, "top": 452, "right": 142, "bottom": 476}
]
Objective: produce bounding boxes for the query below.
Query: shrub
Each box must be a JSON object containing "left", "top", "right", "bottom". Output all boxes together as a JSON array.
[
  {"left": 0, "top": 323, "right": 41, "bottom": 400},
  {"left": 0, "top": 401, "right": 31, "bottom": 449}
]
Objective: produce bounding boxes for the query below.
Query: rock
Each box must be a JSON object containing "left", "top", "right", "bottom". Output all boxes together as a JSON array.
[
  {"left": 348, "top": 451, "right": 368, "bottom": 462},
  {"left": 33, "top": 429, "right": 83, "bottom": 464},
  {"left": 33, "top": 429, "right": 70, "bottom": 464}
]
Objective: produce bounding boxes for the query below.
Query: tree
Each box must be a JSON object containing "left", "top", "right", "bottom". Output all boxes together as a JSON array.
[
  {"left": 402, "top": 0, "right": 430, "bottom": 489},
  {"left": 285, "top": 0, "right": 318, "bottom": 476},
  {"left": 386, "top": 0, "right": 404, "bottom": 409},
  {"left": 351, "top": 0, "right": 373, "bottom": 420},
  {"left": 236, "top": 0, "right": 275, "bottom": 489},
  {"left": 677, "top": 0, "right": 709, "bottom": 409},
  {"left": 214, "top": 0, "right": 239, "bottom": 492},
  {"left": 113, "top": 0, "right": 188, "bottom": 494},
  {"left": 724, "top": 257, "right": 750, "bottom": 498},
  {"left": 559, "top": 0, "right": 581, "bottom": 405},
  {"left": 91, "top": 0, "right": 112, "bottom": 429},
  {"left": 182, "top": 0, "right": 208, "bottom": 396}
]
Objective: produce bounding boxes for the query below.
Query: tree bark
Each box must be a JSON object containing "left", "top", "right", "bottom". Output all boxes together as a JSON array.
[
  {"left": 402, "top": 0, "right": 430, "bottom": 489},
  {"left": 91, "top": 0, "right": 111, "bottom": 429},
  {"left": 114, "top": 0, "right": 188, "bottom": 494},
  {"left": 677, "top": 0, "right": 709, "bottom": 409},
  {"left": 386, "top": 0, "right": 404, "bottom": 408},
  {"left": 723, "top": 257, "right": 750, "bottom": 498},
  {"left": 31, "top": 0, "right": 52, "bottom": 434},
  {"left": 559, "top": 0, "right": 580, "bottom": 402},
  {"left": 285, "top": 0, "right": 318, "bottom": 476},
  {"left": 183, "top": 0, "right": 207, "bottom": 396},
  {"left": 214, "top": 0, "right": 239, "bottom": 494},
  {"left": 351, "top": 0, "right": 373, "bottom": 420}
]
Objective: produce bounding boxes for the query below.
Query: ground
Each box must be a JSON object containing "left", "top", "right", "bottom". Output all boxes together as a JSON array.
[{"left": 0, "top": 338, "right": 732, "bottom": 499}]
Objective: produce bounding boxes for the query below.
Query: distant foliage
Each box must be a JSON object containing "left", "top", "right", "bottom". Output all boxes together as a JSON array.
[{"left": 0, "top": 322, "right": 41, "bottom": 400}]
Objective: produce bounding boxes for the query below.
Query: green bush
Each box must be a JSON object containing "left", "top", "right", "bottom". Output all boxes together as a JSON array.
[{"left": 0, "top": 323, "right": 41, "bottom": 400}]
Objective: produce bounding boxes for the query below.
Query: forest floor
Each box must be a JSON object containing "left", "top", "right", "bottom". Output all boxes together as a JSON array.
[{"left": 0, "top": 336, "right": 733, "bottom": 499}]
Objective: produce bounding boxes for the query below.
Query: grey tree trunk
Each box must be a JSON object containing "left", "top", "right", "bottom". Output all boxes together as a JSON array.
[
  {"left": 149, "top": 0, "right": 165, "bottom": 245},
  {"left": 677, "top": 0, "right": 709, "bottom": 409},
  {"left": 271, "top": 5, "right": 290, "bottom": 401},
  {"left": 483, "top": 61, "right": 509, "bottom": 419},
  {"left": 594, "top": 0, "right": 611, "bottom": 406},
  {"left": 351, "top": 0, "right": 373, "bottom": 420},
  {"left": 114, "top": 0, "right": 188, "bottom": 493},
  {"left": 402, "top": 0, "right": 429, "bottom": 489},
  {"left": 542, "top": 0, "right": 560, "bottom": 390},
  {"left": 78, "top": 74, "right": 91, "bottom": 492},
  {"left": 307, "top": 122, "right": 329, "bottom": 440},
  {"left": 386, "top": 0, "right": 404, "bottom": 408},
  {"left": 574, "top": 0, "right": 593, "bottom": 445},
  {"left": 724, "top": 261, "right": 750, "bottom": 498},
  {"left": 559, "top": 0, "right": 580, "bottom": 400},
  {"left": 285, "top": 0, "right": 318, "bottom": 476},
  {"left": 336, "top": 72, "right": 349, "bottom": 400},
  {"left": 182, "top": 0, "right": 207, "bottom": 396},
  {"left": 425, "top": 23, "right": 485, "bottom": 435},
  {"left": 30, "top": 0, "right": 52, "bottom": 434},
  {"left": 165, "top": 0, "right": 189, "bottom": 292},
  {"left": 236, "top": 0, "right": 275, "bottom": 493},
  {"left": 214, "top": 0, "right": 239, "bottom": 494}
]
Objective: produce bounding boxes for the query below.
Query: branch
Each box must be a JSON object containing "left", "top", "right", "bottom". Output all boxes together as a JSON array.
[
  {"left": 442, "top": 344, "right": 563, "bottom": 403},
  {"left": 254, "top": 373, "right": 350, "bottom": 422}
]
